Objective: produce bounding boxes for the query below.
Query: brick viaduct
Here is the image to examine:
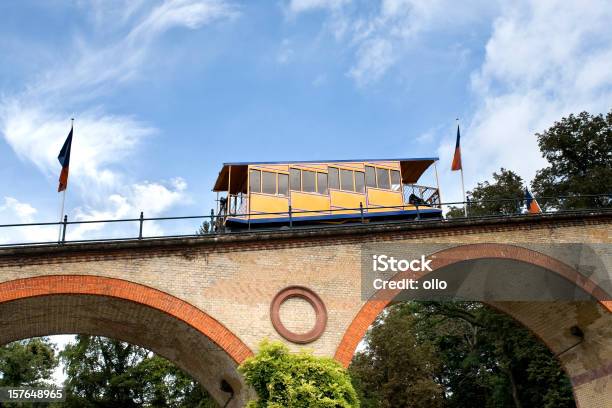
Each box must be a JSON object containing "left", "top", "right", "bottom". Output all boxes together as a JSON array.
[{"left": 0, "top": 212, "right": 610, "bottom": 407}]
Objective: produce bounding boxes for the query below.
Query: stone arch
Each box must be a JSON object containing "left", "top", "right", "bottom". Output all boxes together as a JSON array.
[
  {"left": 335, "top": 243, "right": 612, "bottom": 407},
  {"left": 0, "top": 275, "right": 254, "bottom": 407},
  {"left": 336, "top": 243, "right": 611, "bottom": 365}
]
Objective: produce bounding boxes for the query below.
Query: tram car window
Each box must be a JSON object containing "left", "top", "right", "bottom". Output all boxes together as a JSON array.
[
  {"left": 317, "top": 173, "right": 328, "bottom": 194},
  {"left": 365, "top": 166, "right": 376, "bottom": 188},
  {"left": 328, "top": 167, "right": 340, "bottom": 190},
  {"left": 278, "top": 174, "right": 289, "bottom": 196}
]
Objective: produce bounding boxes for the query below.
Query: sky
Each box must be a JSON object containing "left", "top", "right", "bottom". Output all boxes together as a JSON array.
[
  {"left": 1, "top": 0, "right": 612, "bottom": 384},
  {"left": 1, "top": 0, "right": 612, "bottom": 241}
]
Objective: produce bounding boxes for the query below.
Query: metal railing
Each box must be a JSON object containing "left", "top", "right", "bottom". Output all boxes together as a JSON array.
[
  {"left": 403, "top": 184, "right": 440, "bottom": 207},
  {"left": 0, "top": 194, "right": 609, "bottom": 248}
]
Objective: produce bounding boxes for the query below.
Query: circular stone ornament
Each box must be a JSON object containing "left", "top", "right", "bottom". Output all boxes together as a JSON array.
[{"left": 270, "top": 286, "right": 327, "bottom": 344}]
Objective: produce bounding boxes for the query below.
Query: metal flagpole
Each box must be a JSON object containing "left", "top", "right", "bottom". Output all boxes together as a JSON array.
[
  {"left": 58, "top": 189, "right": 66, "bottom": 242},
  {"left": 456, "top": 118, "right": 467, "bottom": 217},
  {"left": 460, "top": 166, "right": 467, "bottom": 217}
]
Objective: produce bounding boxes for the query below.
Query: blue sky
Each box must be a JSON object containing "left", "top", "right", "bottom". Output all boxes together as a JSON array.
[{"left": 1, "top": 0, "right": 612, "bottom": 242}]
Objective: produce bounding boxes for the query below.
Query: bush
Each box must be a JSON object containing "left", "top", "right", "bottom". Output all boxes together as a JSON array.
[{"left": 239, "top": 340, "right": 359, "bottom": 408}]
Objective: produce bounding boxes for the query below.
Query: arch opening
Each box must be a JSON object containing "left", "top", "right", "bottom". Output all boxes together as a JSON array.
[
  {"left": 338, "top": 244, "right": 612, "bottom": 407},
  {"left": 0, "top": 276, "right": 254, "bottom": 407},
  {"left": 347, "top": 300, "right": 582, "bottom": 407}
]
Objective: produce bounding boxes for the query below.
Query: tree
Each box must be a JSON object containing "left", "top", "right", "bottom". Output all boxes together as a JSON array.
[
  {"left": 447, "top": 168, "right": 526, "bottom": 218},
  {"left": 350, "top": 302, "right": 575, "bottom": 408},
  {"left": 60, "top": 335, "right": 216, "bottom": 408},
  {"left": 239, "top": 340, "right": 359, "bottom": 408},
  {"left": 0, "top": 337, "right": 58, "bottom": 387},
  {"left": 531, "top": 110, "right": 612, "bottom": 209},
  {"left": 418, "top": 302, "right": 574, "bottom": 408},
  {"left": 197, "top": 221, "right": 210, "bottom": 235},
  {"left": 349, "top": 303, "right": 444, "bottom": 408}
]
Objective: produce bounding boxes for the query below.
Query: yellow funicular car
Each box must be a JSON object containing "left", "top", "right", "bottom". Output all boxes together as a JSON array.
[{"left": 213, "top": 158, "right": 442, "bottom": 229}]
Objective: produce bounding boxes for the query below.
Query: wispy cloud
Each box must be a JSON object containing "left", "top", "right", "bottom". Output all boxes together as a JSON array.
[
  {"left": 286, "top": 0, "right": 499, "bottom": 86},
  {"left": 69, "top": 177, "right": 190, "bottom": 240},
  {"left": 436, "top": 0, "right": 612, "bottom": 202},
  {"left": 1, "top": 104, "right": 153, "bottom": 192},
  {"left": 347, "top": 37, "right": 394, "bottom": 85},
  {"left": 0, "top": 197, "right": 56, "bottom": 244},
  {"left": 0, "top": 178, "right": 191, "bottom": 245},
  {"left": 0, "top": 0, "right": 238, "bottom": 240},
  {"left": 21, "top": 0, "right": 239, "bottom": 103},
  {"left": 0, "top": 197, "right": 37, "bottom": 223},
  {"left": 285, "top": 0, "right": 350, "bottom": 15},
  {"left": 286, "top": 1, "right": 612, "bottom": 200}
]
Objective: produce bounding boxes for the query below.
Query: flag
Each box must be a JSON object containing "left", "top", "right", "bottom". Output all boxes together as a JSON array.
[
  {"left": 451, "top": 124, "right": 462, "bottom": 171},
  {"left": 524, "top": 189, "right": 542, "bottom": 214},
  {"left": 57, "top": 126, "right": 73, "bottom": 192}
]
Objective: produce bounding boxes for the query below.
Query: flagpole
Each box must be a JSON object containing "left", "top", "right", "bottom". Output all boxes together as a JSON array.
[
  {"left": 456, "top": 118, "right": 467, "bottom": 217},
  {"left": 460, "top": 166, "right": 467, "bottom": 217},
  {"left": 57, "top": 118, "right": 73, "bottom": 242},
  {"left": 58, "top": 189, "right": 66, "bottom": 242}
]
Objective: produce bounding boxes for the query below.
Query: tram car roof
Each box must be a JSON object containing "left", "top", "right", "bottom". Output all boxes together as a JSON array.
[{"left": 213, "top": 157, "right": 439, "bottom": 194}]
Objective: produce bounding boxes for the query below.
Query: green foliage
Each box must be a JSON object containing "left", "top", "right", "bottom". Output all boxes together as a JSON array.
[
  {"left": 59, "top": 335, "right": 216, "bottom": 408},
  {"left": 349, "top": 303, "right": 443, "bottom": 408},
  {"left": 447, "top": 109, "right": 612, "bottom": 218},
  {"left": 0, "top": 338, "right": 59, "bottom": 408},
  {"left": 0, "top": 337, "right": 58, "bottom": 387},
  {"left": 197, "top": 221, "right": 210, "bottom": 235},
  {"left": 239, "top": 340, "right": 359, "bottom": 408},
  {"left": 350, "top": 302, "right": 575, "bottom": 408},
  {"left": 447, "top": 168, "right": 525, "bottom": 218},
  {"left": 532, "top": 110, "right": 612, "bottom": 209}
]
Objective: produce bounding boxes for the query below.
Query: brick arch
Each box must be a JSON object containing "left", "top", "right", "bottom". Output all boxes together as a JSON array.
[
  {"left": 0, "top": 275, "right": 253, "bottom": 364},
  {"left": 335, "top": 243, "right": 612, "bottom": 367}
]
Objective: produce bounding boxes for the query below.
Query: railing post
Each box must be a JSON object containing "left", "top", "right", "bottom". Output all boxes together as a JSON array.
[
  {"left": 61, "top": 215, "right": 68, "bottom": 244},
  {"left": 360, "top": 202, "right": 364, "bottom": 223},
  {"left": 210, "top": 209, "right": 215, "bottom": 233},
  {"left": 138, "top": 211, "right": 144, "bottom": 240},
  {"left": 289, "top": 205, "right": 293, "bottom": 228},
  {"left": 247, "top": 204, "right": 251, "bottom": 231}
]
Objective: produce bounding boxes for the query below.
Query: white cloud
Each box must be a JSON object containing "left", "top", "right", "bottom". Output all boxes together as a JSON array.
[
  {"left": 129, "top": 0, "right": 239, "bottom": 40},
  {"left": 70, "top": 178, "right": 189, "bottom": 239},
  {"left": 0, "top": 104, "right": 154, "bottom": 194},
  {"left": 347, "top": 37, "right": 394, "bottom": 85},
  {"left": 2, "top": 0, "right": 239, "bottom": 183},
  {"left": 84, "top": 0, "right": 149, "bottom": 28},
  {"left": 415, "top": 124, "right": 442, "bottom": 144},
  {"left": 287, "top": 0, "right": 350, "bottom": 15},
  {"left": 23, "top": 0, "right": 239, "bottom": 104},
  {"left": 437, "top": 0, "right": 612, "bottom": 203},
  {"left": 0, "top": 178, "right": 189, "bottom": 245},
  {"left": 0, "top": 197, "right": 57, "bottom": 245},
  {"left": 0, "top": 197, "right": 37, "bottom": 223},
  {"left": 0, "top": 1, "right": 235, "bottom": 242},
  {"left": 287, "top": 0, "right": 500, "bottom": 86}
]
